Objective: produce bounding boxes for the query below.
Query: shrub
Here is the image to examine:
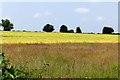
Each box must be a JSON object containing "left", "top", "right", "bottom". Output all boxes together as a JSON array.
[
  {"left": 1, "top": 52, "right": 27, "bottom": 79},
  {"left": 68, "top": 29, "right": 74, "bottom": 33},
  {"left": 23, "top": 30, "right": 26, "bottom": 32},
  {"left": 1, "top": 52, "right": 50, "bottom": 79},
  {"left": 113, "top": 33, "right": 120, "bottom": 35}
]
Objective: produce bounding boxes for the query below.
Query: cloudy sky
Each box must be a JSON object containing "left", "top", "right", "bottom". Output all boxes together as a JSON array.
[{"left": 0, "top": 0, "right": 118, "bottom": 33}]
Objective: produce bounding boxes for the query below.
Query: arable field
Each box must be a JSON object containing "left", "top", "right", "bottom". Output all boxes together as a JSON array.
[
  {"left": 1, "top": 31, "right": 119, "bottom": 78},
  {"left": 1, "top": 31, "right": 118, "bottom": 44}
]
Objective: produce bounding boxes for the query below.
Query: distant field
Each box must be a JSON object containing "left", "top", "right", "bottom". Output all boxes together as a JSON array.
[{"left": 1, "top": 31, "right": 119, "bottom": 44}]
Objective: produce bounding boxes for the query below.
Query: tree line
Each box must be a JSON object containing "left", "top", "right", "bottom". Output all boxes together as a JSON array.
[
  {"left": 0, "top": 19, "right": 115, "bottom": 34},
  {"left": 43, "top": 24, "right": 82, "bottom": 33}
]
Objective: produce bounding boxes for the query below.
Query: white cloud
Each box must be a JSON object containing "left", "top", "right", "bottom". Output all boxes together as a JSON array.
[
  {"left": 33, "top": 13, "right": 42, "bottom": 19},
  {"left": 97, "top": 16, "right": 106, "bottom": 21},
  {"left": 75, "top": 8, "right": 90, "bottom": 14},
  {"left": 2, "top": 16, "right": 11, "bottom": 20},
  {"left": 33, "top": 11, "right": 52, "bottom": 19}
]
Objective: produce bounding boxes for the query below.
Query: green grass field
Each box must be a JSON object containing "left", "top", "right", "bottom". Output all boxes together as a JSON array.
[
  {"left": 1, "top": 31, "right": 119, "bottom": 44},
  {"left": 1, "top": 31, "right": 119, "bottom": 78}
]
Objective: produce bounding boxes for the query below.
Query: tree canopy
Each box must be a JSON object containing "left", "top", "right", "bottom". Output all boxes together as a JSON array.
[
  {"left": 60, "top": 25, "right": 68, "bottom": 32},
  {"left": 43, "top": 24, "right": 54, "bottom": 32},
  {"left": 76, "top": 27, "right": 82, "bottom": 33},
  {"left": 102, "top": 27, "right": 114, "bottom": 34},
  {"left": 0, "top": 19, "right": 14, "bottom": 31}
]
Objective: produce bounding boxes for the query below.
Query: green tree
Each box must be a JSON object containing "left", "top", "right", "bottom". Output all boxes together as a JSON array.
[
  {"left": 0, "top": 19, "right": 14, "bottom": 31},
  {"left": 76, "top": 27, "right": 82, "bottom": 33},
  {"left": 102, "top": 27, "right": 114, "bottom": 34},
  {"left": 60, "top": 25, "right": 68, "bottom": 32},
  {"left": 43, "top": 24, "right": 54, "bottom": 32}
]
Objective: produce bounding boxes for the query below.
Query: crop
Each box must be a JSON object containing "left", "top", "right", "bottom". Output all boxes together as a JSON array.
[{"left": 1, "top": 31, "right": 119, "bottom": 44}]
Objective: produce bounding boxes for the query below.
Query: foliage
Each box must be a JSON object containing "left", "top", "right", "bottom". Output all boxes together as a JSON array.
[
  {"left": 76, "top": 27, "right": 82, "bottom": 33},
  {"left": 60, "top": 25, "right": 68, "bottom": 32},
  {"left": 43, "top": 24, "right": 54, "bottom": 32},
  {"left": 1, "top": 52, "right": 29, "bottom": 79},
  {"left": 102, "top": 27, "right": 114, "bottom": 34},
  {"left": 0, "top": 19, "right": 14, "bottom": 31},
  {"left": 113, "top": 33, "right": 120, "bottom": 35},
  {"left": 68, "top": 29, "right": 74, "bottom": 33},
  {"left": 0, "top": 52, "right": 51, "bottom": 79}
]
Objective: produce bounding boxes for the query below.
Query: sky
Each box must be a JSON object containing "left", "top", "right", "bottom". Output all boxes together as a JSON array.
[
  {"left": 0, "top": 0, "right": 119, "bottom": 2},
  {"left": 0, "top": 1, "right": 118, "bottom": 33}
]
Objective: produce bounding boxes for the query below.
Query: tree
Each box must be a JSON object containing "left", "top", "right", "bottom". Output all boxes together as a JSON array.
[
  {"left": 43, "top": 24, "right": 54, "bottom": 32},
  {"left": 102, "top": 27, "right": 114, "bottom": 34},
  {"left": 76, "top": 27, "right": 82, "bottom": 33},
  {"left": 68, "top": 29, "right": 74, "bottom": 33},
  {"left": 0, "top": 19, "right": 14, "bottom": 31},
  {"left": 60, "top": 25, "right": 68, "bottom": 32}
]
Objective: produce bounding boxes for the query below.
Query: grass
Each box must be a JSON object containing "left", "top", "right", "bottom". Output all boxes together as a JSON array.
[
  {"left": 1, "top": 31, "right": 119, "bottom": 78},
  {"left": 1, "top": 31, "right": 119, "bottom": 44},
  {"left": 2, "top": 43, "right": 118, "bottom": 78}
]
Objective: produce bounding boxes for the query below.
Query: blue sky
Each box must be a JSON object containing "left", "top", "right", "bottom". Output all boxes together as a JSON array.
[{"left": 0, "top": 2, "right": 118, "bottom": 33}]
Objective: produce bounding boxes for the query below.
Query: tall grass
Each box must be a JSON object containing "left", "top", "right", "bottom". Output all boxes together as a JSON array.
[{"left": 2, "top": 43, "right": 118, "bottom": 78}]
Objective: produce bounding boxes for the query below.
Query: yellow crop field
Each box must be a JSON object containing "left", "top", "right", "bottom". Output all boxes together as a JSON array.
[{"left": 1, "top": 31, "right": 119, "bottom": 44}]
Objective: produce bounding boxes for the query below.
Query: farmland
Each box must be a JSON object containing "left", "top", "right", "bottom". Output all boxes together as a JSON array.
[
  {"left": 1, "top": 31, "right": 118, "bottom": 44},
  {"left": 1, "top": 31, "right": 119, "bottom": 78}
]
